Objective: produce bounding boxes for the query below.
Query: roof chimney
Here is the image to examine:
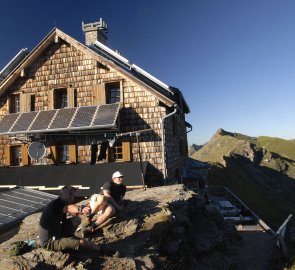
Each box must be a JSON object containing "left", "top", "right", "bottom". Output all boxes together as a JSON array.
[{"left": 82, "top": 18, "right": 108, "bottom": 45}]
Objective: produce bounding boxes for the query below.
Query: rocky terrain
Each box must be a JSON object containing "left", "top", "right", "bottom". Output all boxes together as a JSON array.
[
  {"left": 0, "top": 184, "right": 245, "bottom": 270},
  {"left": 192, "top": 128, "right": 295, "bottom": 229}
]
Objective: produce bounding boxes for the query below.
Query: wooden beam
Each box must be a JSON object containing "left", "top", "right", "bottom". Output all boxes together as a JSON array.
[
  {"left": 20, "top": 69, "right": 25, "bottom": 77},
  {"left": 54, "top": 34, "right": 59, "bottom": 43}
]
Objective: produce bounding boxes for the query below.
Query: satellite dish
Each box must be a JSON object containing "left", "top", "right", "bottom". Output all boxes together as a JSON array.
[{"left": 28, "top": 142, "right": 46, "bottom": 160}]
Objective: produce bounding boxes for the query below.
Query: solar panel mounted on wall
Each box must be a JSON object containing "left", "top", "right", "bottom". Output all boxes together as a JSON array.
[
  {"left": 10, "top": 111, "right": 38, "bottom": 133},
  {"left": 29, "top": 110, "right": 57, "bottom": 131},
  {"left": 92, "top": 103, "right": 118, "bottom": 126},
  {"left": 70, "top": 106, "right": 97, "bottom": 128},
  {"left": 0, "top": 114, "right": 20, "bottom": 133},
  {"left": 0, "top": 104, "right": 120, "bottom": 135},
  {"left": 48, "top": 107, "right": 76, "bottom": 130}
]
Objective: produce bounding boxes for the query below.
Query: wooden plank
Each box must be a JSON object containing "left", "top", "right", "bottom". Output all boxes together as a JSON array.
[{"left": 126, "top": 185, "right": 147, "bottom": 189}]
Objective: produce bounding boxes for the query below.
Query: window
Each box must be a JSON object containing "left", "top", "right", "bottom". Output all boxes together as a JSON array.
[
  {"left": 10, "top": 145, "right": 22, "bottom": 166},
  {"left": 106, "top": 82, "right": 120, "bottom": 104},
  {"left": 92, "top": 82, "right": 121, "bottom": 105},
  {"left": 112, "top": 141, "right": 123, "bottom": 160},
  {"left": 10, "top": 94, "right": 20, "bottom": 113},
  {"left": 54, "top": 89, "right": 67, "bottom": 109},
  {"left": 50, "top": 144, "right": 76, "bottom": 164},
  {"left": 5, "top": 144, "right": 29, "bottom": 166},
  {"left": 30, "top": 95, "right": 35, "bottom": 111},
  {"left": 108, "top": 141, "right": 131, "bottom": 162},
  {"left": 48, "top": 88, "right": 76, "bottom": 109}
]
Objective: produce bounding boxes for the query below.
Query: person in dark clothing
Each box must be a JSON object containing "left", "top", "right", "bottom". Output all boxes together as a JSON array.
[
  {"left": 38, "top": 185, "right": 101, "bottom": 252},
  {"left": 84, "top": 171, "right": 126, "bottom": 231}
]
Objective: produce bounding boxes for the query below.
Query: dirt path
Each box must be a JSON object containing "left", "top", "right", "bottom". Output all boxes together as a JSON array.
[{"left": 233, "top": 230, "right": 279, "bottom": 270}]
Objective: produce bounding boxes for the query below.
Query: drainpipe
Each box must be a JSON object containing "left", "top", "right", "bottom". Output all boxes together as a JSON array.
[{"left": 161, "top": 103, "right": 178, "bottom": 183}]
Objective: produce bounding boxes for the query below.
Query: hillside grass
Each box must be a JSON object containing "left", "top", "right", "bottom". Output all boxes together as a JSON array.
[
  {"left": 257, "top": 136, "right": 295, "bottom": 160},
  {"left": 207, "top": 162, "right": 294, "bottom": 230}
]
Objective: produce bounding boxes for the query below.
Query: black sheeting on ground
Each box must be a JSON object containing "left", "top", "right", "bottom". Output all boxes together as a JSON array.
[
  {"left": 0, "top": 187, "right": 57, "bottom": 236},
  {"left": 0, "top": 162, "right": 148, "bottom": 196}
]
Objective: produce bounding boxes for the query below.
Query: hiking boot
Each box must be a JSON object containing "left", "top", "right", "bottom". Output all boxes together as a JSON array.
[
  {"left": 81, "top": 223, "right": 103, "bottom": 237},
  {"left": 81, "top": 226, "right": 91, "bottom": 238}
]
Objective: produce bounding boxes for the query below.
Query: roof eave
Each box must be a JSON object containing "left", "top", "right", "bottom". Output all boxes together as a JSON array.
[{"left": 0, "top": 28, "right": 58, "bottom": 97}]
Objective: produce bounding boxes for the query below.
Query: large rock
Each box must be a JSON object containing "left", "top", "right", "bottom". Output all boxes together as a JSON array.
[{"left": 0, "top": 184, "right": 238, "bottom": 269}]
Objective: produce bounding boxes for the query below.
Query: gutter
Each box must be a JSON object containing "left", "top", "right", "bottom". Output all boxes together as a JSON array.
[
  {"left": 185, "top": 121, "right": 192, "bottom": 133},
  {"left": 161, "top": 103, "right": 178, "bottom": 182}
]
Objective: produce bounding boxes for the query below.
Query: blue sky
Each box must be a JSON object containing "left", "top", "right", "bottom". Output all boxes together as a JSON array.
[{"left": 1, "top": 0, "right": 294, "bottom": 144}]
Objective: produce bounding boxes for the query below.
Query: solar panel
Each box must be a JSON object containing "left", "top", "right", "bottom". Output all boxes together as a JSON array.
[
  {"left": 48, "top": 107, "right": 76, "bottom": 130},
  {"left": 10, "top": 111, "right": 38, "bottom": 133},
  {"left": 0, "top": 104, "right": 120, "bottom": 135},
  {"left": 0, "top": 113, "right": 20, "bottom": 134},
  {"left": 92, "top": 103, "right": 119, "bottom": 126},
  {"left": 70, "top": 106, "right": 97, "bottom": 128},
  {"left": 29, "top": 110, "right": 57, "bottom": 131}
]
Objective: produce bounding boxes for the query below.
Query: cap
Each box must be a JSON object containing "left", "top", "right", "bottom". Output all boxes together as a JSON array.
[{"left": 112, "top": 171, "right": 124, "bottom": 178}]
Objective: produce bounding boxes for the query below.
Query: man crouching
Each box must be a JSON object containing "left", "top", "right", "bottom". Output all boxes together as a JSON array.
[{"left": 38, "top": 185, "right": 101, "bottom": 252}]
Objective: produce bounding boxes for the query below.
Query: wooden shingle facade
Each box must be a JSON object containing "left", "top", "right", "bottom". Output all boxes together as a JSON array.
[{"left": 0, "top": 21, "right": 190, "bottom": 190}]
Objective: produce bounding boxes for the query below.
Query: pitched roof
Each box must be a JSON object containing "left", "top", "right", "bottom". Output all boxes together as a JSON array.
[{"left": 0, "top": 28, "right": 190, "bottom": 112}]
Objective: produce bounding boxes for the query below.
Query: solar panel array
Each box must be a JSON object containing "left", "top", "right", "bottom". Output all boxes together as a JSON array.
[{"left": 0, "top": 103, "right": 120, "bottom": 135}]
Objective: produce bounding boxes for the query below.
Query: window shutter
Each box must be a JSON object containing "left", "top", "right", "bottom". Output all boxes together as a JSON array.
[
  {"left": 122, "top": 142, "right": 131, "bottom": 162},
  {"left": 7, "top": 96, "right": 11, "bottom": 113},
  {"left": 20, "top": 93, "right": 31, "bottom": 112},
  {"left": 69, "top": 144, "right": 77, "bottom": 163},
  {"left": 67, "top": 88, "right": 75, "bottom": 107},
  {"left": 50, "top": 146, "right": 57, "bottom": 164},
  {"left": 92, "top": 84, "right": 106, "bottom": 105},
  {"left": 5, "top": 145, "right": 11, "bottom": 166},
  {"left": 48, "top": 90, "right": 54, "bottom": 110},
  {"left": 21, "top": 144, "right": 29, "bottom": 165}
]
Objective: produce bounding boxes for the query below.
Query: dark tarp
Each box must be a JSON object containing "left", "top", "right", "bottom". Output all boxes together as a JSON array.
[
  {"left": 0, "top": 162, "right": 148, "bottom": 197},
  {"left": 181, "top": 157, "right": 209, "bottom": 183}
]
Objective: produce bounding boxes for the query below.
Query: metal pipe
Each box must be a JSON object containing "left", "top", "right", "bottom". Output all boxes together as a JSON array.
[
  {"left": 136, "top": 132, "right": 146, "bottom": 191},
  {"left": 160, "top": 104, "right": 178, "bottom": 183}
]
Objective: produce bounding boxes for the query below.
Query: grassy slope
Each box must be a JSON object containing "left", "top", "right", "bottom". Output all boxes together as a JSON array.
[
  {"left": 191, "top": 134, "right": 247, "bottom": 164},
  {"left": 192, "top": 131, "right": 295, "bottom": 230},
  {"left": 257, "top": 136, "right": 295, "bottom": 160},
  {"left": 208, "top": 161, "right": 295, "bottom": 229}
]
